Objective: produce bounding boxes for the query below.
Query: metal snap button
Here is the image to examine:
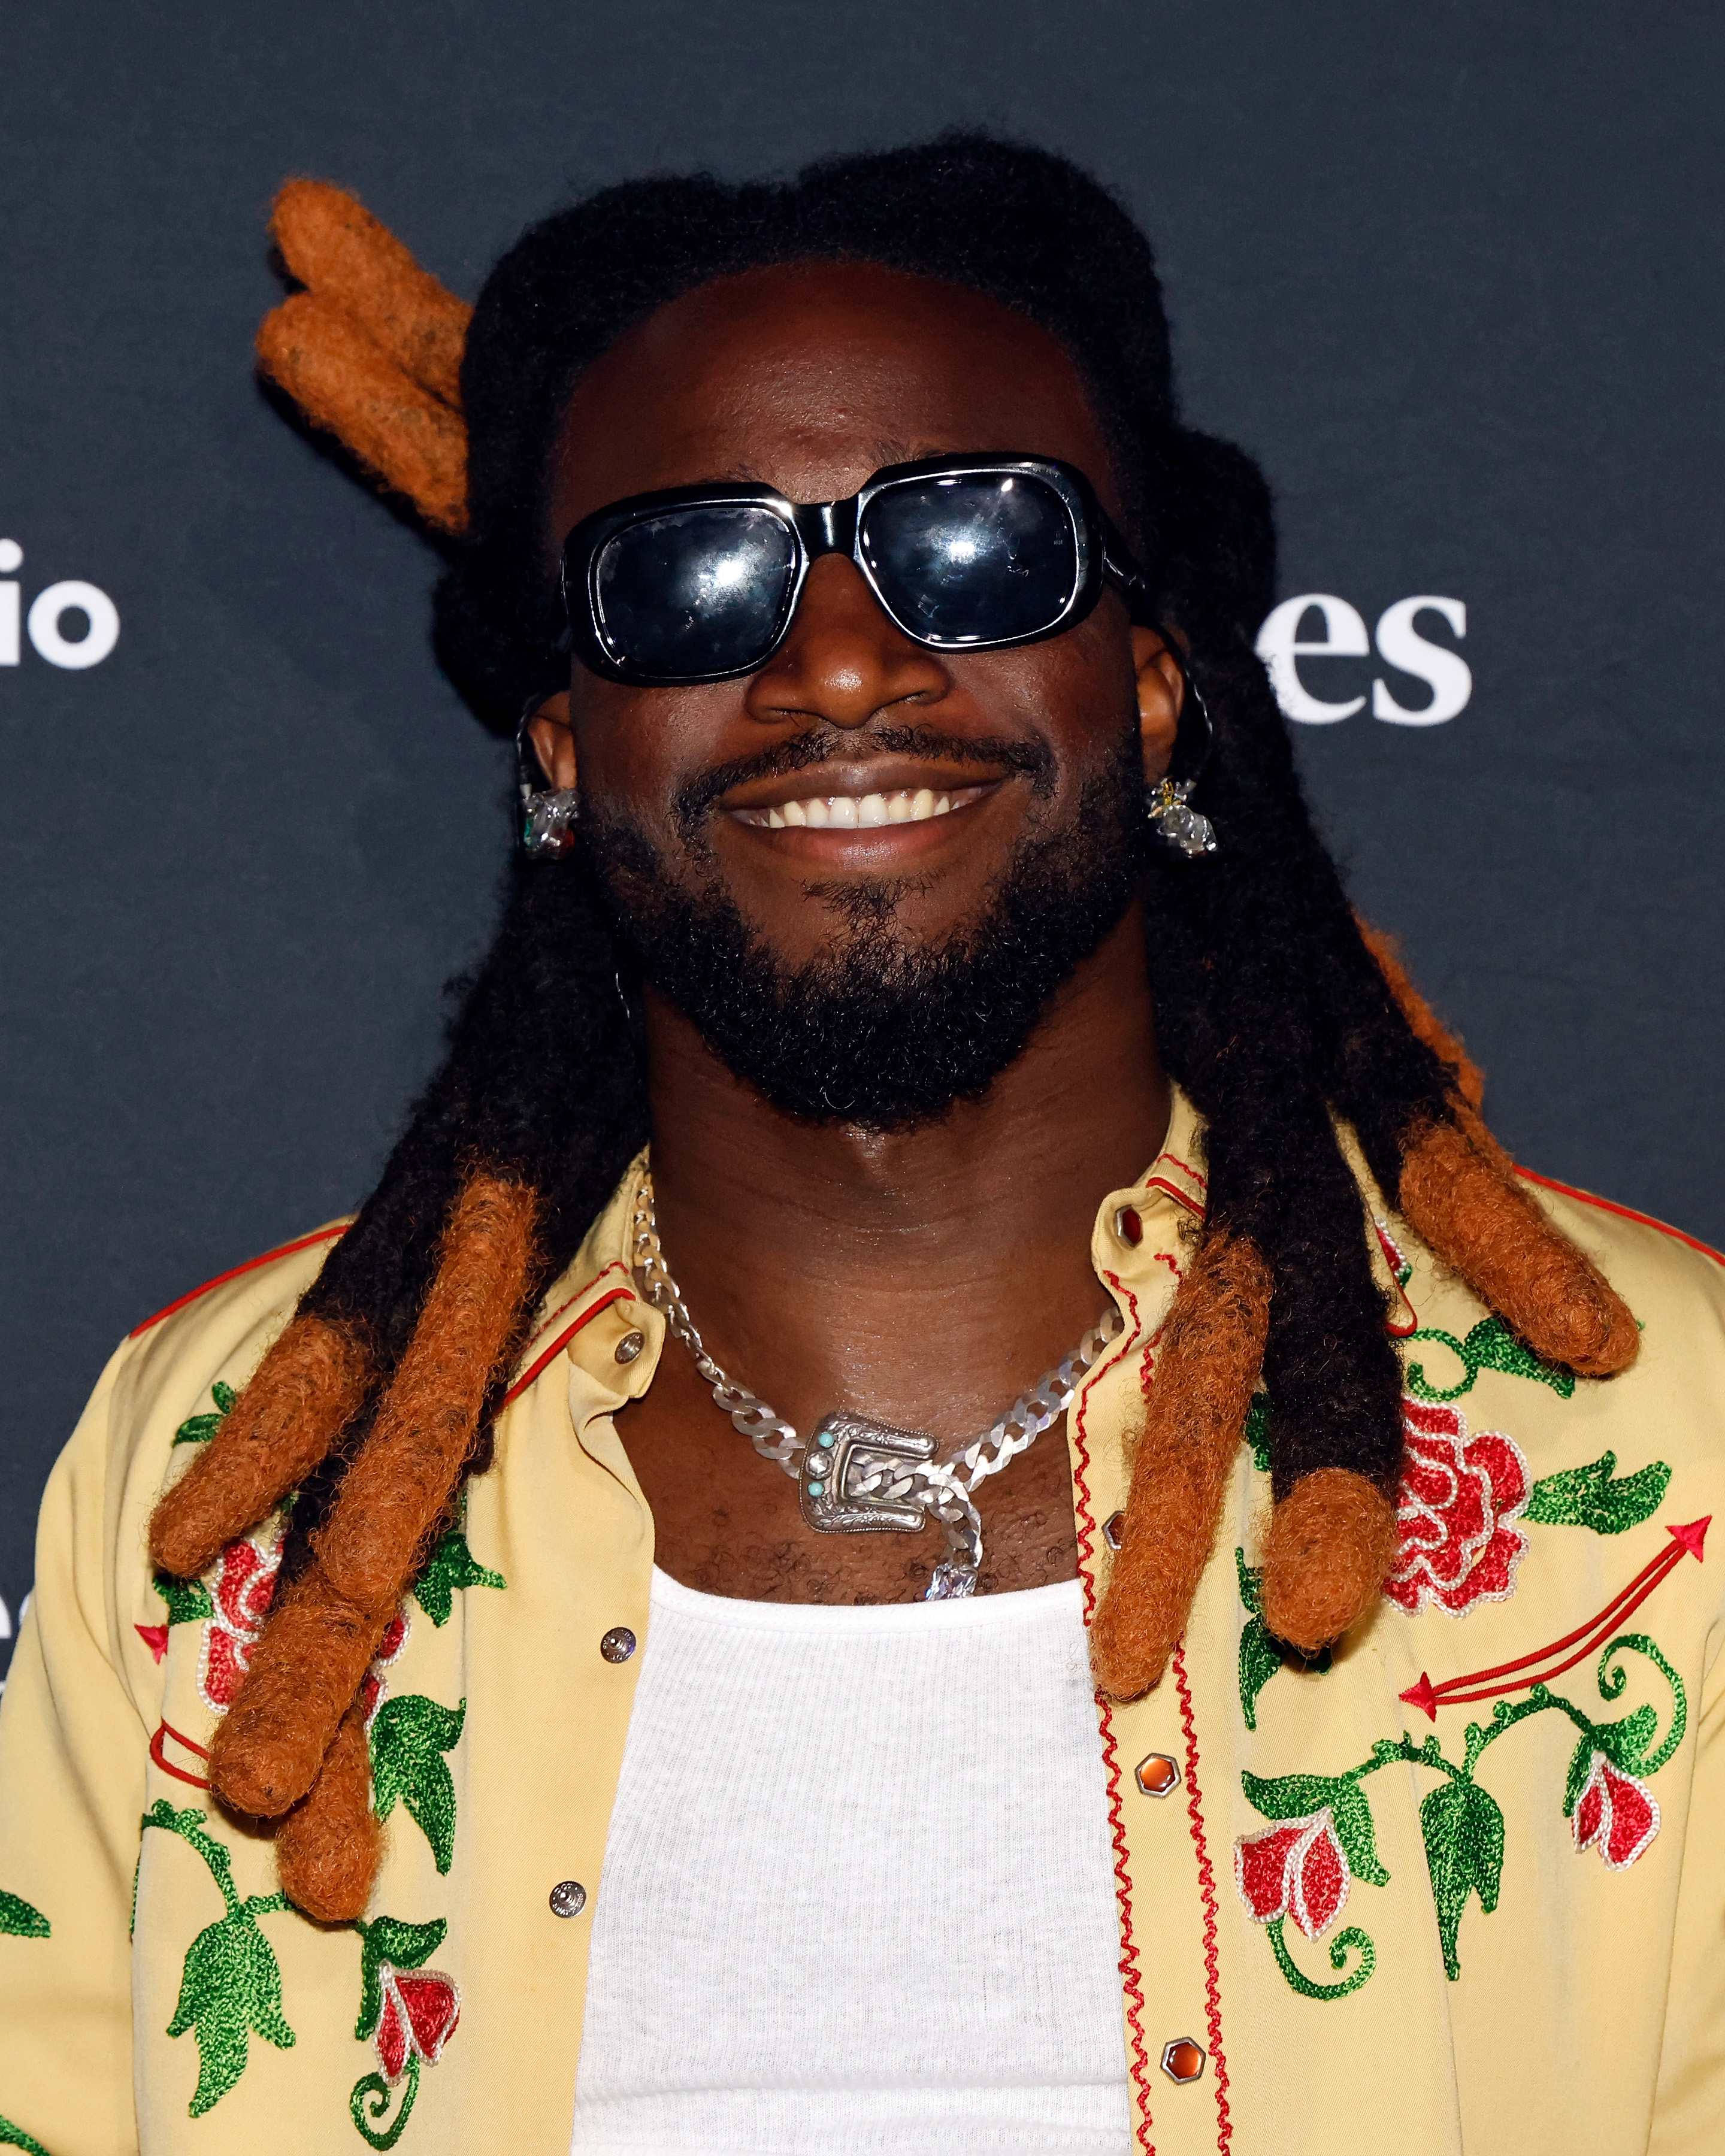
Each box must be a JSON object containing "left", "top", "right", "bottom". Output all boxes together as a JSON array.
[
  {"left": 600, "top": 1626, "right": 637, "bottom": 1663},
  {"left": 549, "top": 1879, "right": 587, "bottom": 1918},
  {"left": 1161, "top": 2037, "right": 1206, "bottom": 2083},
  {"left": 1134, "top": 1752, "right": 1181, "bottom": 1798},
  {"left": 614, "top": 1330, "right": 645, "bottom": 1365}
]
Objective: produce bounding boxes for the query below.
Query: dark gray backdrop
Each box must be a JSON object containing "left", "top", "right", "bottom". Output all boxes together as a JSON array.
[{"left": 2, "top": 1, "right": 1720, "bottom": 1676}]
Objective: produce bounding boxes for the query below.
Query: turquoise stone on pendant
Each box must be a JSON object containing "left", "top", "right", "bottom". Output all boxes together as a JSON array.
[{"left": 797, "top": 1410, "right": 937, "bottom": 1535}]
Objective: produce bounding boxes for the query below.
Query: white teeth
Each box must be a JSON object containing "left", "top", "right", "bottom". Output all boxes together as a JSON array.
[{"left": 743, "top": 782, "right": 985, "bottom": 828}]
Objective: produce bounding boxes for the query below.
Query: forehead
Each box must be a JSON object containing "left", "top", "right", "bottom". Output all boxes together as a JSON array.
[{"left": 545, "top": 259, "right": 1117, "bottom": 538}]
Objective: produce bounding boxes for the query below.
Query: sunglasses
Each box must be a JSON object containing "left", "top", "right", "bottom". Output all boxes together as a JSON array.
[{"left": 559, "top": 453, "right": 1148, "bottom": 688}]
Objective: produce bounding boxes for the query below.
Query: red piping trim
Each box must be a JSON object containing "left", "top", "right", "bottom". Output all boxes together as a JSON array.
[
  {"left": 129, "top": 1227, "right": 348, "bottom": 1337},
  {"left": 1172, "top": 1646, "right": 1234, "bottom": 2152},
  {"left": 502, "top": 1283, "right": 634, "bottom": 1405},
  {"left": 1098, "top": 1695, "right": 1157, "bottom": 2153},
  {"left": 1154, "top": 1150, "right": 1208, "bottom": 1195},
  {"left": 150, "top": 1719, "right": 212, "bottom": 1791},
  {"left": 1515, "top": 1168, "right": 1725, "bottom": 1270},
  {"left": 1145, "top": 1174, "right": 1205, "bottom": 1221},
  {"left": 515, "top": 1256, "right": 630, "bottom": 1365},
  {"left": 1070, "top": 1288, "right": 1156, "bottom": 2154}
]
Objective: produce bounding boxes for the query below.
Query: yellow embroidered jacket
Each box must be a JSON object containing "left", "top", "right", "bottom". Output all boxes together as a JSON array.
[{"left": 0, "top": 1089, "right": 1721, "bottom": 2155}]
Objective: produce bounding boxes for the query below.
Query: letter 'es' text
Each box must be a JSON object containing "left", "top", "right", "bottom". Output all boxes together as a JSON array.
[{"left": 1255, "top": 594, "right": 1470, "bottom": 726}]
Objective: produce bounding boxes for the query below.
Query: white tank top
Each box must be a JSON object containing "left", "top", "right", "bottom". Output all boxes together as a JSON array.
[{"left": 570, "top": 1566, "right": 1131, "bottom": 2155}]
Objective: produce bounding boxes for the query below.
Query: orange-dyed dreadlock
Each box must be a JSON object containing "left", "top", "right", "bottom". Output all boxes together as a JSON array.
[
  {"left": 256, "top": 180, "right": 470, "bottom": 534},
  {"left": 152, "top": 158, "right": 1638, "bottom": 1924}
]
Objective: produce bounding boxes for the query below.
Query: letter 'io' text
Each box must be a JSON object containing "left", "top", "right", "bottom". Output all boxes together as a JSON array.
[{"left": 0, "top": 539, "right": 121, "bottom": 670}]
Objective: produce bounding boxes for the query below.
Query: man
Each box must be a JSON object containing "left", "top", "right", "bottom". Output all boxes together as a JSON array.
[{"left": 0, "top": 137, "right": 1718, "bottom": 2155}]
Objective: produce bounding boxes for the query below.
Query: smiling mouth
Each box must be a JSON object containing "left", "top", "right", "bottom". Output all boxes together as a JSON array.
[{"left": 728, "top": 783, "right": 994, "bottom": 831}]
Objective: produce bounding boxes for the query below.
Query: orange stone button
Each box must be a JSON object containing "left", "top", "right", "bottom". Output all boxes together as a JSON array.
[
  {"left": 1161, "top": 2037, "right": 1206, "bottom": 2083},
  {"left": 1134, "top": 1751, "right": 1181, "bottom": 1798}
]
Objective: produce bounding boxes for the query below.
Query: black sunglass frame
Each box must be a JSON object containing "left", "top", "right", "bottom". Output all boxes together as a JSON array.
[{"left": 558, "top": 453, "right": 1149, "bottom": 688}]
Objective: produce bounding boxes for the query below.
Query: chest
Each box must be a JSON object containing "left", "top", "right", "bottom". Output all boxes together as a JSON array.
[{"left": 615, "top": 1345, "right": 1083, "bottom": 1599}]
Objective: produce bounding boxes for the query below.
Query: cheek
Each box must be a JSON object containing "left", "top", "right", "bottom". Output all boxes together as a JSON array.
[
  {"left": 973, "top": 617, "right": 1140, "bottom": 772},
  {"left": 569, "top": 680, "right": 746, "bottom": 831}
]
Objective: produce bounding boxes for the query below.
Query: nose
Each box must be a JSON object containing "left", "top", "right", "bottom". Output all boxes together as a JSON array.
[{"left": 743, "top": 555, "right": 949, "bottom": 730}]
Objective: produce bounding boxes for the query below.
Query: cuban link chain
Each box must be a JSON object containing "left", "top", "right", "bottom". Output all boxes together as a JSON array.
[{"left": 630, "top": 1175, "right": 1124, "bottom": 1599}]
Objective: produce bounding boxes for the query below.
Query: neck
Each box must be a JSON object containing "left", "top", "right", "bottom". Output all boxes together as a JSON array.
[{"left": 640, "top": 902, "right": 1170, "bottom": 1441}]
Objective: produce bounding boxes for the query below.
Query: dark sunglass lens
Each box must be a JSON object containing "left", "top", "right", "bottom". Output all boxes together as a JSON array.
[
  {"left": 594, "top": 505, "right": 797, "bottom": 677},
  {"left": 859, "top": 473, "right": 1079, "bottom": 645}
]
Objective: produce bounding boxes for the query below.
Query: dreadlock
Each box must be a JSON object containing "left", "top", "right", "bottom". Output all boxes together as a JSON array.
[{"left": 152, "top": 138, "right": 1637, "bottom": 1922}]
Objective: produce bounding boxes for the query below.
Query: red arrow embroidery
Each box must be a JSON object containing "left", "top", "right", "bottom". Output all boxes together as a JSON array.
[
  {"left": 149, "top": 1719, "right": 213, "bottom": 1789},
  {"left": 1401, "top": 1517, "right": 1709, "bottom": 1721}
]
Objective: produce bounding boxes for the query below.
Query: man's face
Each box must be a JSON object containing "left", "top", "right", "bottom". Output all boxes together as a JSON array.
[{"left": 538, "top": 261, "right": 1179, "bottom": 1122}]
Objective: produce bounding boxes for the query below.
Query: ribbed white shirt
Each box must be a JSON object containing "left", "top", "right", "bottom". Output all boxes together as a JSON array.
[{"left": 570, "top": 1566, "right": 1131, "bottom": 2155}]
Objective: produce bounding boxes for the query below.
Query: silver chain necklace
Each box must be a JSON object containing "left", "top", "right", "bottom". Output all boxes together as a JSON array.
[{"left": 630, "top": 1176, "right": 1124, "bottom": 1600}]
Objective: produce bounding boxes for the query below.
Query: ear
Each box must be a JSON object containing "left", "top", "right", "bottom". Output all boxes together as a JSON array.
[
  {"left": 1132, "top": 626, "right": 1184, "bottom": 786},
  {"left": 525, "top": 691, "right": 576, "bottom": 789}
]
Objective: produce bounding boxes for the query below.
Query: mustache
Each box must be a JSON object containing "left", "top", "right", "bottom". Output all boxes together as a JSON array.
[{"left": 671, "top": 723, "right": 1057, "bottom": 837}]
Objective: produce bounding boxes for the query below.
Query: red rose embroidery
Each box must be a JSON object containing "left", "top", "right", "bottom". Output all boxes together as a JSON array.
[
  {"left": 359, "top": 1611, "right": 410, "bottom": 1727},
  {"left": 196, "top": 1525, "right": 285, "bottom": 1712},
  {"left": 1572, "top": 1752, "right": 1660, "bottom": 1870},
  {"left": 374, "top": 1966, "right": 461, "bottom": 2082},
  {"left": 1234, "top": 1810, "right": 1351, "bottom": 1938},
  {"left": 1383, "top": 1398, "right": 1530, "bottom": 1617}
]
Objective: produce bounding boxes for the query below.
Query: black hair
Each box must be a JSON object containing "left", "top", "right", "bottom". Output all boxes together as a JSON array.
[
  {"left": 298, "top": 130, "right": 1458, "bottom": 1522},
  {"left": 159, "top": 134, "right": 1638, "bottom": 1922}
]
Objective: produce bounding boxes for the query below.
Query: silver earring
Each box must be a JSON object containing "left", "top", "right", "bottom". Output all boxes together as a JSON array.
[
  {"left": 1145, "top": 658, "right": 1218, "bottom": 857},
  {"left": 516, "top": 710, "right": 581, "bottom": 859},
  {"left": 1146, "top": 776, "right": 1216, "bottom": 857}
]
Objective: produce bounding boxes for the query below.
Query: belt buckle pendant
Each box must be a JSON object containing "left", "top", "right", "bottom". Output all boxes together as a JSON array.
[{"left": 798, "top": 1409, "right": 935, "bottom": 1534}]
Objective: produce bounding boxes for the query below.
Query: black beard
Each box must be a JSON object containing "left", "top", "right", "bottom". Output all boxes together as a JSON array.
[{"left": 583, "top": 737, "right": 1147, "bottom": 1131}]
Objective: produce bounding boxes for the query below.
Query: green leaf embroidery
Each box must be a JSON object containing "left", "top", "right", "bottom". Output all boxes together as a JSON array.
[
  {"left": 352, "top": 2052, "right": 421, "bottom": 2149},
  {"left": 0, "top": 1890, "right": 49, "bottom": 1939},
  {"left": 1242, "top": 1770, "right": 1389, "bottom": 1886},
  {"left": 1562, "top": 1731, "right": 1599, "bottom": 1816},
  {"left": 1264, "top": 1917, "right": 1377, "bottom": 2000},
  {"left": 411, "top": 1530, "right": 506, "bottom": 1628},
  {"left": 153, "top": 1571, "right": 214, "bottom": 1625},
  {"left": 141, "top": 1801, "right": 294, "bottom": 2116},
  {"left": 1235, "top": 1548, "right": 1330, "bottom": 1728},
  {"left": 371, "top": 1697, "right": 466, "bottom": 1873},
  {"left": 0, "top": 2113, "right": 52, "bottom": 2155},
  {"left": 1236, "top": 1552, "right": 1282, "bottom": 1731},
  {"left": 172, "top": 1380, "right": 238, "bottom": 1446},
  {"left": 1405, "top": 1316, "right": 1575, "bottom": 1403},
  {"left": 1561, "top": 1633, "right": 1688, "bottom": 1808},
  {"left": 1242, "top": 1391, "right": 1272, "bottom": 1473},
  {"left": 354, "top": 1915, "right": 447, "bottom": 2041},
  {"left": 1418, "top": 1778, "right": 1504, "bottom": 1980},
  {"left": 167, "top": 1906, "right": 296, "bottom": 2115},
  {"left": 1251, "top": 1633, "right": 1687, "bottom": 2000},
  {"left": 1524, "top": 1451, "right": 1672, "bottom": 1535}
]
